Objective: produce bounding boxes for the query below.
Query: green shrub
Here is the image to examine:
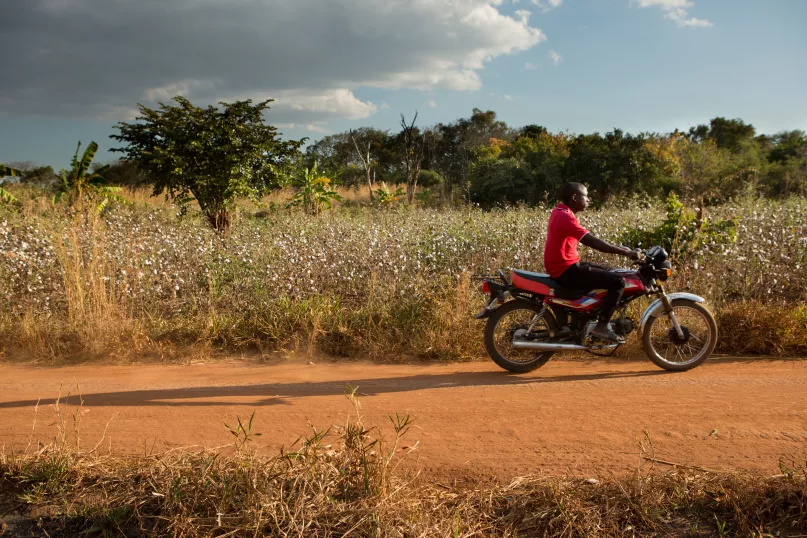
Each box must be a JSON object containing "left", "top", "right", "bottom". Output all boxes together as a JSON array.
[
  {"left": 621, "top": 192, "right": 738, "bottom": 258},
  {"left": 417, "top": 169, "right": 444, "bottom": 189}
]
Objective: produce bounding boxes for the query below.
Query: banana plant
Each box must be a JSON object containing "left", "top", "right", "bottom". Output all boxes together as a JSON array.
[
  {"left": 287, "top": 162, "right": 342, "bottom": 216},
  {"left": 373, "top": 182, "right": 405, "bottom": 207},
  {"left": 53, "top": 141, "right": 127, "bottom": 213},
  {"left": 0, "top": 164, "right": 23, "bottom": 203}
]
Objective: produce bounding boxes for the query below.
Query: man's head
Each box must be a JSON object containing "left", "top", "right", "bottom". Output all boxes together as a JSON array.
[{"left": 560, "top": 182, "right": 590, "bottom": 213}]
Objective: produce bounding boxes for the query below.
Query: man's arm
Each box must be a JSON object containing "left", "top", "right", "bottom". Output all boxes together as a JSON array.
[{"left": 580, "top": 233, "right": 637, "bottom": 258}]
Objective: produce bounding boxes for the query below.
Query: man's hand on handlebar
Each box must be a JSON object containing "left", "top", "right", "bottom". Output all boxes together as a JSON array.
[{"left": 623, "top": 247, "right": 641, "bottom": 261}]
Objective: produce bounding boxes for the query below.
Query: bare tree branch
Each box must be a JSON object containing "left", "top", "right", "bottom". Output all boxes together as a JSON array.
[{"left": 400, "top": 112, "right": 424, "bottom": 204}]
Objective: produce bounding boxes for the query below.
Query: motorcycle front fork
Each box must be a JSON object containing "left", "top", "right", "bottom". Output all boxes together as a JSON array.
[{"left": 658, "top": 288, "right": 685, "bottom": 338}]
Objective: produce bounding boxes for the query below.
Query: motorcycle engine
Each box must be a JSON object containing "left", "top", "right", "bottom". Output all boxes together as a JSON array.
[
  {"left": 612, "top": 317, "right": 635, "bottom": 336},
  {"left": 582, "top": 317, "right": 636, "bottom": 341}
]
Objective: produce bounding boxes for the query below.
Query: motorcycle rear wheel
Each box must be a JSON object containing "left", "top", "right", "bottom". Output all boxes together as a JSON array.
[{"left": 484, "top": 300, "right": 557, "bottom": 373}]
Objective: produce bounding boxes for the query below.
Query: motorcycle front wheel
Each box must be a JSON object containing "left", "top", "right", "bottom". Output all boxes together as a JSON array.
[
  {"left": 642, "top": 299, "right": 718, "bottom": 371},
  {"left": 484, "top": 300, "right": 557, "bottom": 373}
]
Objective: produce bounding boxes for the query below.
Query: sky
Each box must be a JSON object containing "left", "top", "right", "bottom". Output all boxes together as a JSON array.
[{"left": 1, "top": 0, "right": 806, "bottom": 168}]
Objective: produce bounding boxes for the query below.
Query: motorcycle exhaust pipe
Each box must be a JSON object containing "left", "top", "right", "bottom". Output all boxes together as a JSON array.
[{"left": 511, "top": 340, "right": 620, "bottom": 351}]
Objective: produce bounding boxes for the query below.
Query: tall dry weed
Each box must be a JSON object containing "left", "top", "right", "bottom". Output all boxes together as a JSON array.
[{"left": 717, "top": 301, "right": 807, "bottom": 355}]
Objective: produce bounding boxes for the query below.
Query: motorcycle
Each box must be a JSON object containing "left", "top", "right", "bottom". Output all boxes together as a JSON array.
[{"left": 474, "top": 246, "right": 718, "bottom": 373}]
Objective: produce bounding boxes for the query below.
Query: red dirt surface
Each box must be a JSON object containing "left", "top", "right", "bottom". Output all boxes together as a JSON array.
[{"left": 1, "top": 357, "right": 805, "bottom": 481}]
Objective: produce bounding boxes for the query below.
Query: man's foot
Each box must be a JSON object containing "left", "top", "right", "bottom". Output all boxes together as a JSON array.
[{"left": 590, "top": 322, "right": 624, "bottom": 343}]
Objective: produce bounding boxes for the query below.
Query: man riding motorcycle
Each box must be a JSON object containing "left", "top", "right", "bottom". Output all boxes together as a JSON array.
[{"left": 544, "top": 182, "right": 639, "bottom": 342}]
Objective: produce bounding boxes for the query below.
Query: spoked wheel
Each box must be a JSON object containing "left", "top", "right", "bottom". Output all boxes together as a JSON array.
[
  {"left": 642, "top": 299, "right": 718, "bottom": 371},
  {"left": 484, "top": 300, "right": 558, "bottom": 373}
]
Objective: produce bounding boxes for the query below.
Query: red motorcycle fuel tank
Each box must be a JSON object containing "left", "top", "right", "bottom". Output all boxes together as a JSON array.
[{"left": 618, "top": 270, "right": 646, "bottom": 296}]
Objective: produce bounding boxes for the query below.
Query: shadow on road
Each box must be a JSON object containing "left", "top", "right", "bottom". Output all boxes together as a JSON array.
[{"left": 0, "top": 369, "right": 668, "bottom": 409}]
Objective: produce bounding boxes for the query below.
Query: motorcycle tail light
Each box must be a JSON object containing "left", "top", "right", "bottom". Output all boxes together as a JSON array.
[{"left": 481, "top": 281, "right": 491, "bottom": 294}]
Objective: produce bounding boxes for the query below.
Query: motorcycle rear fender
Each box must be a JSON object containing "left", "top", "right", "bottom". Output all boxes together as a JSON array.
[
  {"left": 638, "top": 293, "right": 706, "bottom": 334},
  {"left": 474, "top": 290, "right": 511, "bottom": 319}
]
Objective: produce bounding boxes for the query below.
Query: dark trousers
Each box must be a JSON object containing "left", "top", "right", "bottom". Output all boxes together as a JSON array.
[{"left": 555, "top": 262, "right": 626, "bottom": 322}]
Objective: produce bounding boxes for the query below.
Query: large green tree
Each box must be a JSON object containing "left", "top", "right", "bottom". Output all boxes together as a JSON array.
[
  {"left": 304, "top": 127, "right": 395, "bottom": 191},
  {"left": 563, "top": 130, "right": 663, "bottom": 203},
  {"left": 432, "top": 109, "right": 515, "bottom": 200},
  {"left": 111, "top": 97, "right": 302, "bottom": 231},
  {"left": 689, "top": 117, "right": 756, "bottom": 153}
]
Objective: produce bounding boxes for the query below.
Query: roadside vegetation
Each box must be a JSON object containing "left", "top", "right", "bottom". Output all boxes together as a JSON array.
[
  {"left": 1, "top": 392, "right": 805, "bottom": 537},
  {"left": 0, "top": 188, "right": 804, "bottom": 362}
]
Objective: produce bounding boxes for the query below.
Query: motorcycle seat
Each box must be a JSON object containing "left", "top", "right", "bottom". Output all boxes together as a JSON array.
[{"left": 511, "top": 269, "right": 586, "bottom": 300}]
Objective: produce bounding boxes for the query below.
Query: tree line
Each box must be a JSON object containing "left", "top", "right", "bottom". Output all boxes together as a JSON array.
[
  {"left": 4, "top": 97, "right": 805, "bottom": 231},
  {"left": 306, "top": 110, "right": 806, "bottom": 208}
]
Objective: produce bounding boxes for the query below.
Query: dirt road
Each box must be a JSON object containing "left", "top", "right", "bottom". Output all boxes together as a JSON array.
[{"left": 0, "top": 358, "right": 805, "bottom": 481}]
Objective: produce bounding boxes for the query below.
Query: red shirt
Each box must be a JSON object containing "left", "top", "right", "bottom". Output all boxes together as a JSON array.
[{"left": 544, "top": 203, "right": 589, "bottom": 278}]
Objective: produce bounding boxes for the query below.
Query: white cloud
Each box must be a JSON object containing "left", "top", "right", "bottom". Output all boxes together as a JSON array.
[
  {"left": 144, "top": 79, "right": 217, "bottom": 103},
  {"left": 503, "top": 94, "right": 513, "bottom": 100},
  {"left": 515, "top": 9, "right": 532, "bottom": 23},
  {"left": 282, "top": 90, "right": 377, "bottom": 121},
  {"left": 549, "top": 50, "right": 562, "bottom": 66},
  {"left": 666, "top": 10, "right": 713, "bottom": 27},
  {"left": 215, "top": 88, "right": 378, "bottom": 124},
  {"left": 523, "top": 62, "right": 538, "bottom": 70},
  {"left": 427, "top": 100, "right": 438, "bottom": 108},
  {"left": 637, "top": 0, "right": 692, "bottom": 8},
  {"left": 530, "top": 0, "right": 563, "bottom": 11},
  {"left": 636, "top": 0, "right": 713, "bottom": 28},
  {"left": 306, "top": 124, "right": 329, "bottom": 134},
  {"left": 0, "top": 0, "right": 546, "bottom": 124}
]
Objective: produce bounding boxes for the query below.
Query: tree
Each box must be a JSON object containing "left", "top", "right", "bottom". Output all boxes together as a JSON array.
[
  {"left": 52, "top": 141, "right": 126, "bottom": 213},
  {"left": 506, "top": 131, "right": 570, "bottom": 203},
  {"left": 100, "top": 160, "right": 149, "bottom": 188},
  {"left": 563, "top": 130, "right": 664, "bottom": 203},
  {"left": 22, "top": 165, "right": 57, "bottom": 185},
  {"left": 519, "top": 124, "right": 548, "bottom": 140},
  {"left": 763, "top": 131, "right": 807, "bottom": 197},
  {"left": 674, "top": 138, "right": 732, "bottom": 205},
  {"left": 398, "top": 112, "right": 427, "bottom": 204},
  {"left": 417, "top": 169, "right": 444, "bottom": 189},
  {"left": 432, "top": 109, "right": 514, "bottom": 200},
  {"left": 468, "top": 157, "right": 526, "bottom": 207},
  {"left": 305, "top": 132, "right": 364, "bottom": 188},
  {"left": 768, "top": 130, "right": 806, "bottom": 164},
  {"left": 111, "top": 97, "right": 302, "bottom": 231},
  {"left": 688, "top": 117, "right": 756, "bottom": 153},
  {"left": 0, "top": 162, "right": 57, "bottom": 185},
  {"left": 350, "top": 127, "right": 390, "bottom": 199}
]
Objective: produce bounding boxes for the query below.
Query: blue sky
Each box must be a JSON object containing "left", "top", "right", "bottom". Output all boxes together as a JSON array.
[{"left": 1, "top": 0, "right": 805, "bottom": 169}]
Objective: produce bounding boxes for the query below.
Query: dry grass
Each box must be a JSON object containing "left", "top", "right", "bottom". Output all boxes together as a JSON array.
[
  {"left": 0, "top": 191, "right": 805, "bottom": 362},
  {"left": 717, "top": 301, "right": 807, "bottom": 356},
  {"left": 1, "top": 394, "right": 806, "bottom": 537}
]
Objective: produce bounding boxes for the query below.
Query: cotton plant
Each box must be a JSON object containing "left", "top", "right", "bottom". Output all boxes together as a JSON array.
[{"left": 0, "top": 198, "right": 804, "bottom": 321}]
